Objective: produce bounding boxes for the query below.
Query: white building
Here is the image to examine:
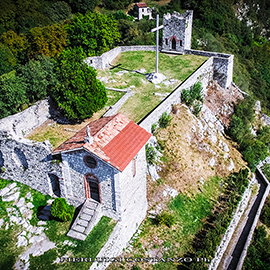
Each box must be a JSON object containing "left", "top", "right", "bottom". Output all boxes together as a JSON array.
[{"left": 134, "top": 2, "right": 152, "bottom": 20}]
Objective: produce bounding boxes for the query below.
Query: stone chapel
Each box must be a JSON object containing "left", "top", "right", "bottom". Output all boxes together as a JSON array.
[{"left": 52, "top": 113, "right": 151, "bottom": 228}]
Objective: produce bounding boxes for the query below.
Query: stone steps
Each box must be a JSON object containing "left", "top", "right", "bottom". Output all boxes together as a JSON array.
[{"left": 67, "top": 199, "right": 102, "bottom": 241}]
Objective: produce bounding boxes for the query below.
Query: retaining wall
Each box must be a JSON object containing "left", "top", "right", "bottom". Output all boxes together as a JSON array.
[
  {"left": 185, "top": 49, "right": 233, "bottom": 89},
  {"left": 236, "top": 167, "right": 270, "bottom": 270}
]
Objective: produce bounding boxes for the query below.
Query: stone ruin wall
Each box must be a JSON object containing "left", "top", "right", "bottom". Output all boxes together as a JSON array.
[
  {"left": 0, "top": 130, "right": 61, "bottom": 197},
  {"left": 0, "top": 98, "right": 50, "bottom": 140}
]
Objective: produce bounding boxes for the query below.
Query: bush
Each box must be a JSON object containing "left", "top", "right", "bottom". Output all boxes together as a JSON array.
[
  {"left": 145, "top": 144, "right": 156, "bottom": 165},
  {"left": 193, "top": 101, "right": 202, "bottom": 117},
  {"left": 260, "top": 199, "right": 270, "bottom": 228},
  {"left": 50, "top": 198, "right": 75, "bottom": 222},
  {"left": 158, "top": 112, "right": 172, "bottom": 128},
  {"left": 181, "top": 82, "right": 204, "bottom": 116},
  {"left": 151, "top": 123, "right": 157, "bottom": 134},
  {"left": 156, "top": 212, "right": 175, "bottom": 227}
]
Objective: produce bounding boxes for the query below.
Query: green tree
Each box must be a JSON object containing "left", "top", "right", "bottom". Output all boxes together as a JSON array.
[
  {"left": 52, "top": 47, "right": 107, "bottom": 120},
  {"left": 68, "top": 0, "right": 98, "bottom": 14},
  {"left": 43, "top": 1, "right": 72, "bottom": 23},
  {"left": 16, "top": 55, "right": 56, "bottom": 103},
  {"left": 28, "top": 23, "right": 67, "bottom": 59},
  {"left": 66, "top": 12, "right": 120, "bottom": 56},
  {"left": 0, "top": 43, "right": 16, "bottom": 76},
  {"left": 102, "top": 0, "right": 133, "bottom": 10},
  {"left": 0, "top": 71, "right": 28, "bottom": 118},
  {"left": 0, "top": 30, "right": 29, "bottom": 63}
]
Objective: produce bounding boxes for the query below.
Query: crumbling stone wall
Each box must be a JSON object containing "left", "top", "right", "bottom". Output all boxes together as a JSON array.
[
  {"left": 0, "top": 98, "right": 50, "bottom": 139},
  {"left": 0, "top": 130, "right": 61, "bottom": 196}
]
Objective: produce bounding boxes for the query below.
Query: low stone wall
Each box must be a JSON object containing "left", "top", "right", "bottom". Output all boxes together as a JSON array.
[
  {"left": 84, "top": 46, "right": 157, "bottom": 70},
  {"left": 0, "top": 130, "right": 61, "bottom": 196},
  {"left": 138, "top": 57, "right": 214, "bottom": 132},
  {"left": 236, "top": 167, "right": 270, "bottom": 270},
  {"left": 103, "top": 90, "right": 133, "bottom": 117},
  {"left": 208, "top": 174, "right": 255, "bottom": 270},
  {"left": 0, "top": 98, "right": 50, "bottom": 139}
]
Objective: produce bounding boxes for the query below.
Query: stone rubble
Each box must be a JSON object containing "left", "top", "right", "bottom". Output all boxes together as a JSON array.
[{"left": 0, "top": 182, "right": 56, "bottom": 270}]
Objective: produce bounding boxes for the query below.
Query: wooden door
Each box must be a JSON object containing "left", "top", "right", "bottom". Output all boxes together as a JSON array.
[{"left": 84, "top": 174, "right": 100, "bottom": 203}]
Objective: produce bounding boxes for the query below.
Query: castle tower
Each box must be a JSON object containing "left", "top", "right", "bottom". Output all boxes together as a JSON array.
[{"left": 162, "top": 10, "right": 193, "bottom": 54}]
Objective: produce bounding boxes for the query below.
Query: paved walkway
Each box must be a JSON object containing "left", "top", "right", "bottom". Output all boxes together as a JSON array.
[{"left": 217, "top": 175, "right": 266, "bottom": 270}]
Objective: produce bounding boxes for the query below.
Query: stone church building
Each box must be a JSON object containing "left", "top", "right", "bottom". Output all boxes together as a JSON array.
[{"left": 52, "top": 113, "right": 151, "bottom": 224}]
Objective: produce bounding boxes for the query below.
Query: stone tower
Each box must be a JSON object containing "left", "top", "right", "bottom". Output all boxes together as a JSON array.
[{"left": 162, "top": 10, "right": 193, "bottom": 53}]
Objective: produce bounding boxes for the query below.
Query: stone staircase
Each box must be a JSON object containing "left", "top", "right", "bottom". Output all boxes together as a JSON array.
[{"left": 67, "top": 199, "right": 102, "bottom": 241}]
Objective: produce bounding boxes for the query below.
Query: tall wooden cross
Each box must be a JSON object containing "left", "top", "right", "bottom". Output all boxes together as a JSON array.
[{"left": 151, "top": 14, "right": 163, "bottom": 74}]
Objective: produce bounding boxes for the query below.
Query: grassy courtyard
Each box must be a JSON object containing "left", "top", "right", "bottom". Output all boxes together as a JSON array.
[{"left": 98, "top": 51, "right": 207, "bottom": 122}]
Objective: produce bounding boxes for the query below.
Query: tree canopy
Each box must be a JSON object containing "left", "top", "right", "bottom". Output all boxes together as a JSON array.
[
  {"left": 52, "top": 47, "right": 107, "bottom": 120},
  {"left": 66, "top": 12, "right": 120, "bottom": 56}
]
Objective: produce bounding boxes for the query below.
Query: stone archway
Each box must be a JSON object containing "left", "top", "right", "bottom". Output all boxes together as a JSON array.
[
  {"left": 84, "top": 174, "right": 101, "bottom": 203},
  {"left": 172, "top": 37, "right": 176, "bottom": 50}
]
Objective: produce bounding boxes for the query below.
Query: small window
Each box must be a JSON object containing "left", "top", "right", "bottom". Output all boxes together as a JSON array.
[
  {"left": 90, "top": 60, "right": 93, "bottom": 64},
  {"left": 165, "top": 38, "right": 168, "bottom": 45},
  {"left": 142, "top": 8, "right": 144, "bottom": 12},
  {"left": 84, "top": 155, "right": 97, "bottom": 169},
  {"left": 179, "top": 40, "right": 183, "bottom": 46}
]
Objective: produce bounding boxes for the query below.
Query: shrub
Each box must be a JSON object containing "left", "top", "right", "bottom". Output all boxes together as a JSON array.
[
  {"left": 193, "top": 101, "right": 202, "bottom": 117},
  {"left": 158, "top": 112, "right": 172, "bottom": 128},
  {"left": 260, "top": 199, "right": 270, "bottom": 227},
  {"left": 151, "top": 123, "right": 157, "bottom": 134},
  {"left": 145, "top": 144, "right": 156, "bottom": 165},
  {"left": 156, "top": 212, "right": 175, "bottom": 227},
  {"left": 181, "top": 82, "right": 204, "bottom": 116},
  {"left": 50, "top": 198, "right": 75, "bottom": 222}
]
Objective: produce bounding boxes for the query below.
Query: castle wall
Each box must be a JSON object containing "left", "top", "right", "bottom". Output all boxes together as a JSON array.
[
  {"left": 0, "top": 130, "right": 61, "bottom": 196},
  {"left": 138, "top": 57, "right": 214, "bottom": 132},
  {"left": 84, "top": 46, "right": 157, "bottom": 70},
  {"left": 185, "top": 49, "right": 234, "bottom": 88},
  {"left": 61, "top": 149, "right": 120, "bottom": 219}
]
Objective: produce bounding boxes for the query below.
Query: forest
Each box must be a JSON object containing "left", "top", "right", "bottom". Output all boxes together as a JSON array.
[{"left": 0, "top": 0, "right": 270, "bottom": 120}]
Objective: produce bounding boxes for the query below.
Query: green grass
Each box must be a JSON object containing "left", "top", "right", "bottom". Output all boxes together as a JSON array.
[
  {"left": 106, "top": 89, "right": 125, "bottom": 107},
  {"left": 134, "top": 176, "right": 221, "bottom": 268},
  {"left": 30, "top": 216, "right": 117, "bottom": 270},
  {"left": 0, "top": 179, "right": 116, "bottom": 270},
  {"left": 97, "top": 51, "right": 207, "bottom": 122}
]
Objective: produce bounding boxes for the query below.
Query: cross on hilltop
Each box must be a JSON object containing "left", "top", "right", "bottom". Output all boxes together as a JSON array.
[{"left": 151, "top": 14, "right": 163, "bottom": 74}]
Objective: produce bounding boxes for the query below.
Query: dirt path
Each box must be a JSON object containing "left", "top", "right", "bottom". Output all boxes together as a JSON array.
[{"left": 217, "top": 175, "right": 266, "bottom": 270}]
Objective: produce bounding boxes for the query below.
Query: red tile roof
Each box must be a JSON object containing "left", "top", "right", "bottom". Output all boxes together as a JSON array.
[
  {"left": 136, "top": 2, "right": 148, "bottom": 8},
  {"left": 53, "top": 113, "right": 151, "bottom": 172}
]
